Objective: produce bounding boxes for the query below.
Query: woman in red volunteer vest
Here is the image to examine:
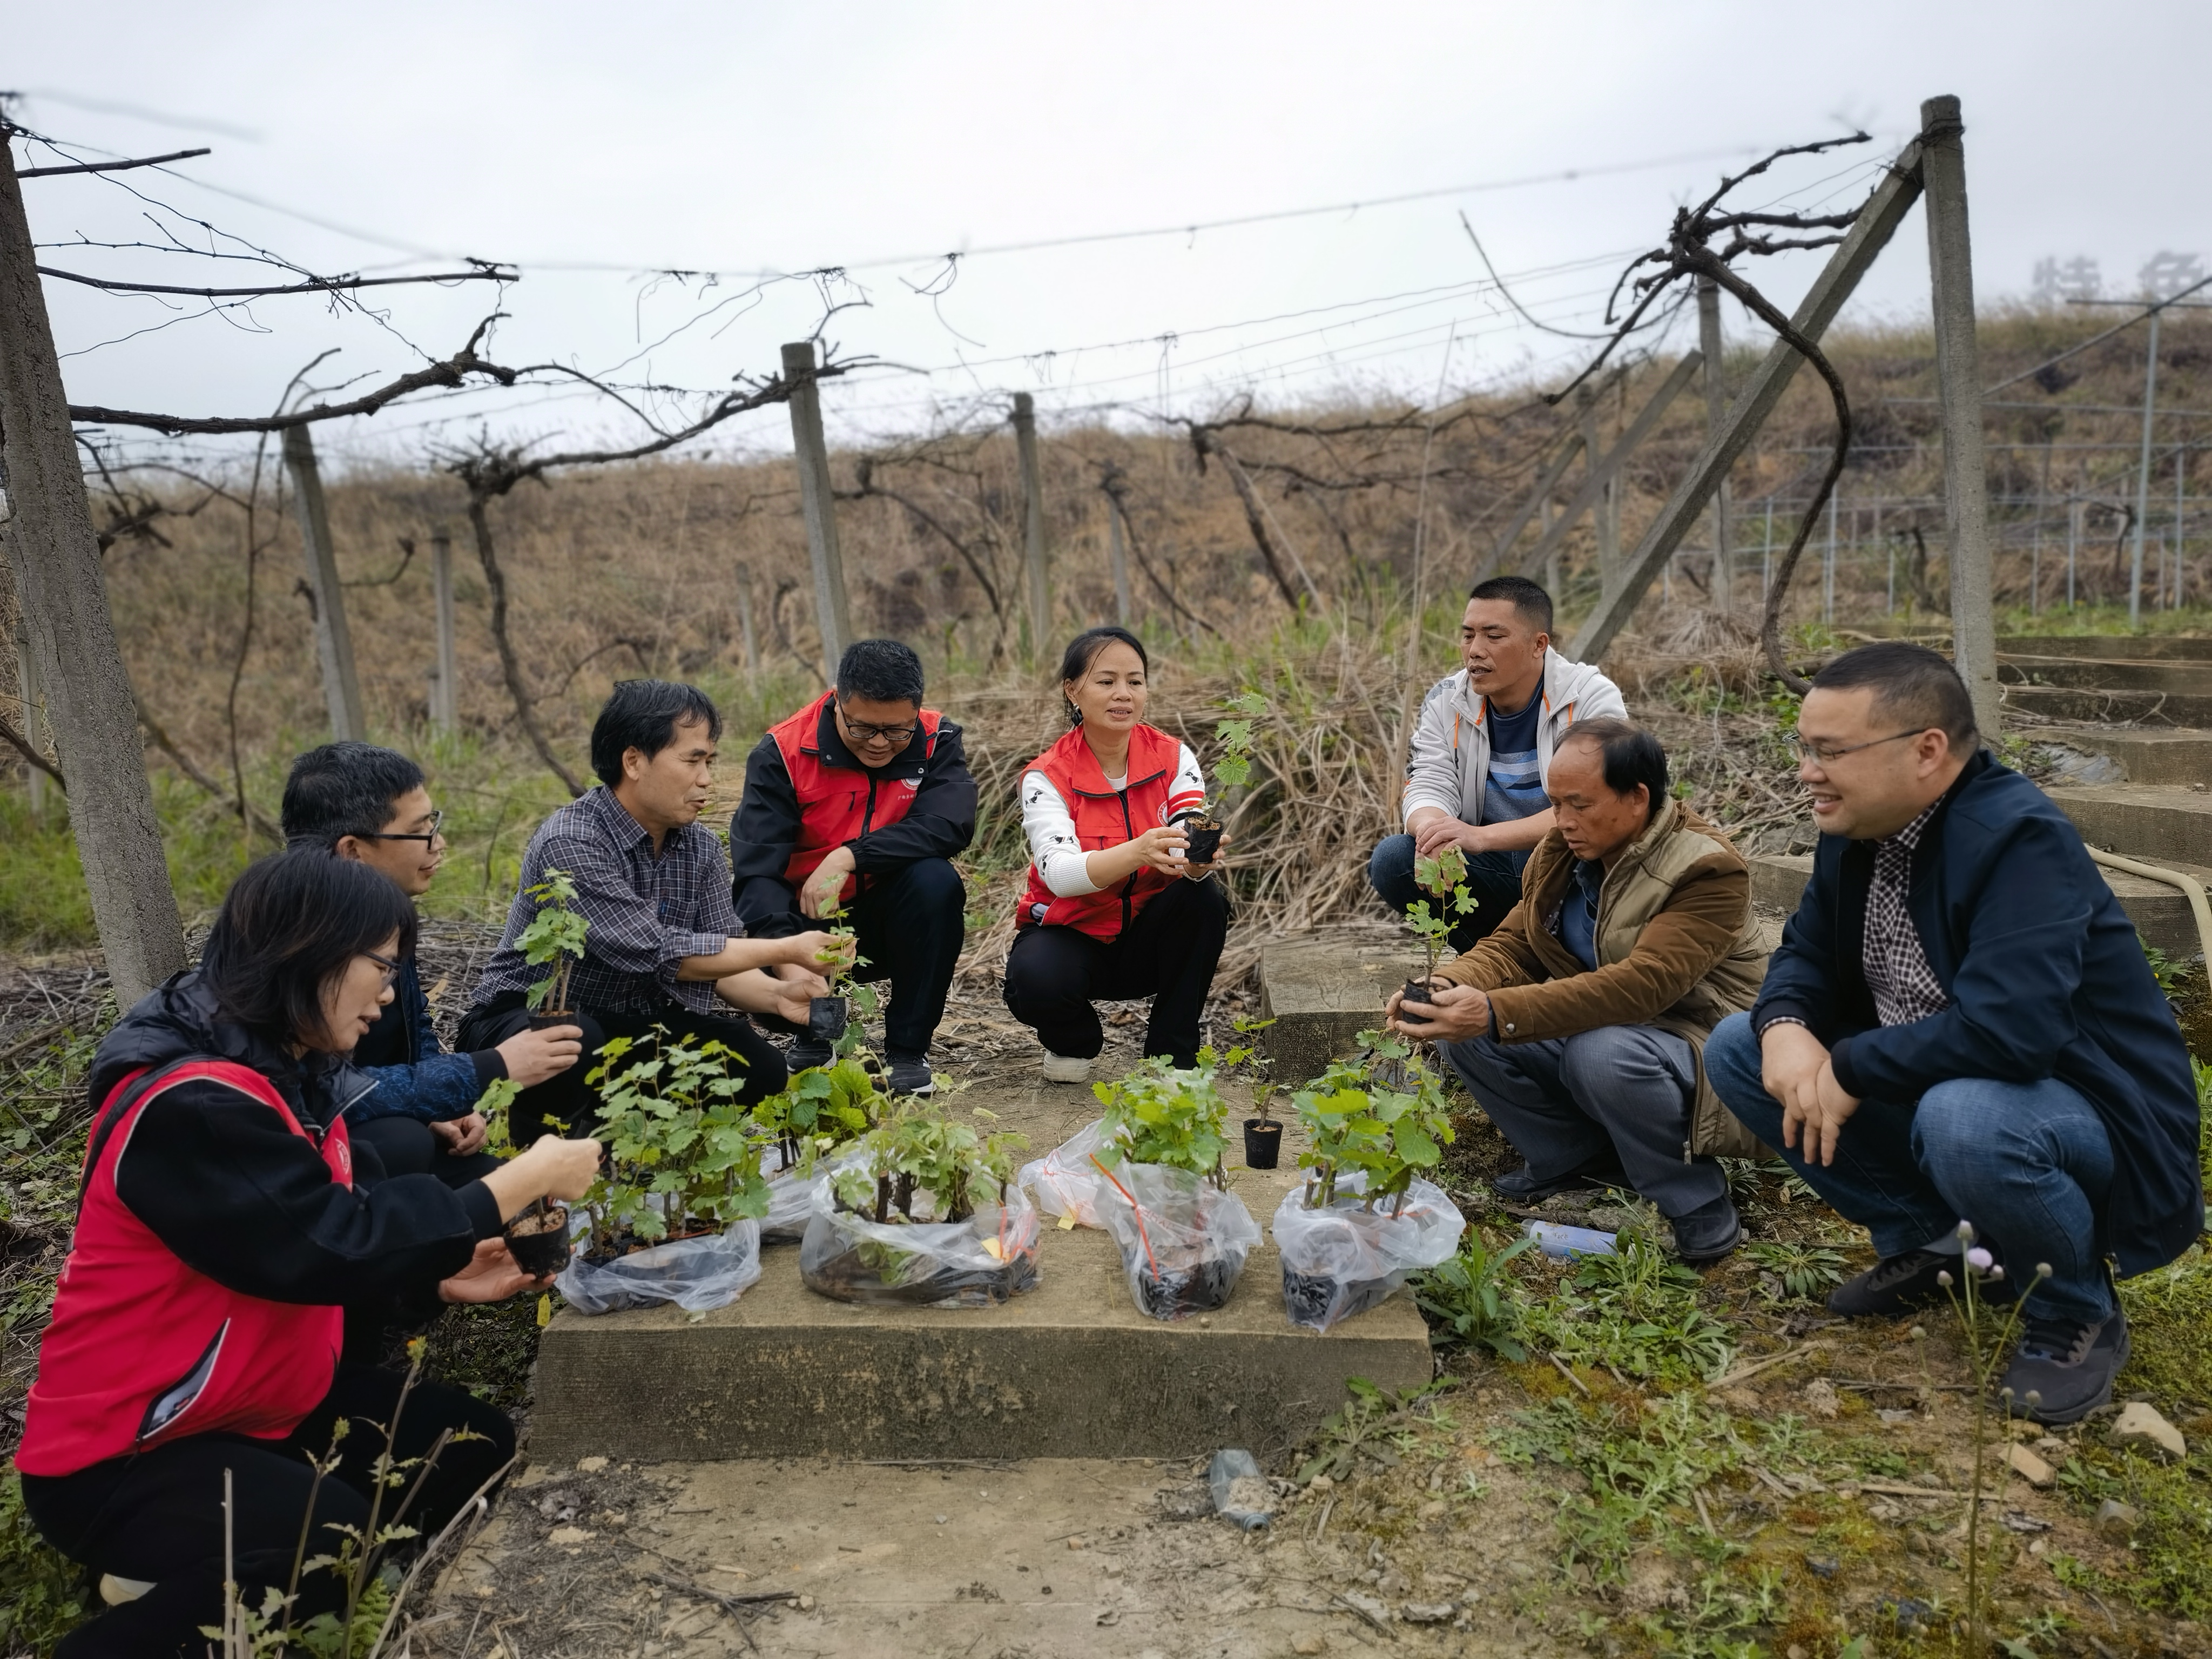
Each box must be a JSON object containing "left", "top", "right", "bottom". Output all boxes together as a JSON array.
[
  {"left": 17, "top": 853, "right": 601, "bottom": 1658},
  {"left": 1004, "top": 626, "right": 1230, "bottom": 1080}
]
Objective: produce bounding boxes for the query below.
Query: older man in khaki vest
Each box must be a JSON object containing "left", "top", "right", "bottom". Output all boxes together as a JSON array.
[{"left": 1388, "top": 718, "right": 1766, "bottom": 1261}]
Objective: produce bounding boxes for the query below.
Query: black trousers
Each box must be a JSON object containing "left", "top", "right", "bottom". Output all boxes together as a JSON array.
[
  {"left": 1003, "top": 875, "right": 1229, "bottom": 1068},
  {"left": 339, "top": 1123, "right": 501, "bottom": 1365},
  {"left": 456, "top": 995, "right": 787, "bottom": 1143},
  {"left": 349, "top": 1115, "right": 501, "bottom": 1190},
  {"left": 738, "top": 857, "right": 967, "bottom": 1058},
  {"left": 22, "top": 1366, "right": 514, "bottom": 1659}
]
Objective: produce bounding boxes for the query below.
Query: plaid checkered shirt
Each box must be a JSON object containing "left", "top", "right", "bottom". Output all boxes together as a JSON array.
[
  {"left": 1863, "top": 799, "right": 1950, "bottom": 1028},
  {"left": 473, "top": 786, "right": 744, "bottom": 1017}
]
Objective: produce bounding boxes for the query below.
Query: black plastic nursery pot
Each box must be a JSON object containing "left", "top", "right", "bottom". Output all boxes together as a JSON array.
[
  {"left": 1400, "top": 977, "right": 1442, "bottom": 1009},
  {"left": 1242, "top": 1117, "right": 1283, "bottom": 1170},
  {"left": 808, "top": 995, "right": 849, "bottom": 1042},
  {"left": 528, "top": 1008, "right": 577, "bottom": 1033},
  {"left": 1282, "top": 1267, "right": 1397, "bottom": 1332},
  {"left": 1183, "top": 819, "right": 1224, "bottom": 864},
  {"left": 1134, "top": 1254, "right": 1240, "bottom": 1319},
  {"left": 504, "top": 1203, "right": 572, "bottom": 1276}
]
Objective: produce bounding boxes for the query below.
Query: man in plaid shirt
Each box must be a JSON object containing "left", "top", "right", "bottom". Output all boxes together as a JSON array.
[
  {"left": 1704, "top": 643, "right": 2200, "bottom": 1424},
  {"left": 462, "top": 680, "right": 849, "bottom": 1141}
]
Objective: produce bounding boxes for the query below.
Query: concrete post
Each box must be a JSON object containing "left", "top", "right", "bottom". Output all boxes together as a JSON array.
[
  {"left": 430, "top": 530, "right": 457, "bottom": 736},
  {"left": 281, "top": 424, "right": 367, "bottom": 742},
  {"left": 2131, "top": 308, "right": 2162, "bottom": 628},
  {"left": 2067, "top": 498, "right": 2080, "bottom": 609},
  {"left": 782, "top": 341, "right": 852, "bottom": 683},
  {"left": 1013, "top": 393, "right": 1049, "bottom": 660},
  {"left": 1919, "top": 94, "right": 2001, "bottom": 738},
  {"left": 1697, "top": 274, "right": 1732, "bottom": 609},
  {"left": 1580, "top": 390, "right": 1618, "bottom": 602},
  {"left": 734, "top": 561, "right": 759, "bottom": 682},
  {"left": 1105, "top": 490, "right": 1133, "bottom": 628},
  {"left": 1824, "top": 490, "right": 1839, "bottom": 622},
  {"left": 0, "top": 135, "right": 185, "bottom": 1003}
]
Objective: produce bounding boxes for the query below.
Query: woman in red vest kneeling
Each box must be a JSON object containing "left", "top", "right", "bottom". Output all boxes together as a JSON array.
[
  {"left": 1006, "top": 626, "right": 1230, "bottom": 1081},
  {"left": 17, "top": 854, "right": 601, "bottom": 1657}
]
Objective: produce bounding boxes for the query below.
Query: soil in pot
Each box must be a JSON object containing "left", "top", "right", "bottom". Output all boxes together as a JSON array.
[
  {"left": 808, "top": 995, "right": 849, "bottom": 1042},
  {"left": 1134, "top": 1253, "right": 1239, "bottom": 1319},
  {"left": 1243, "top": 1118, "right": 1283, "bottom": 1170},
  {"left": 504, "top": 1203, "right": 572, "bottom": 1276},
  {"left": 528, "top": 1008, "right": 579, "bottom": 1033},
  {"left": 1283, "top": 1267, "right": 1397, "bottom": 1330},
  {"left": 1183, "top": 818, "right": 1224, "bottom": 864},
  {"left": 804, "top": 1242, "right": 1038, "bottom": 1308}
]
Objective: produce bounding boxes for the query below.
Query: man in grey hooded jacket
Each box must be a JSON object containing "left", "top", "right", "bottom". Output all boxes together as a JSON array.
[{"left": 1371, "top": 576, "right": 1626, "bottom": 949}]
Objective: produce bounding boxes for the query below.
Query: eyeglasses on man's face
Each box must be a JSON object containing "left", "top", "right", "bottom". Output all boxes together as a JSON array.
[
  {"left": 1789, "top": 730, "right": 1925, "bottom": 766},
  {"left": 837, "top": 708, "right": 918, "bottom": 746},
  {"left": 359, "top": 810, "right": 444, "bottom": 847}
]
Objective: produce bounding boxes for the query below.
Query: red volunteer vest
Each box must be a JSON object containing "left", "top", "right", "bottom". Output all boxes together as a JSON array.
[
  {"left": 770, "top": 692, "right": 945, "bottom": 905},
  {"left": 16, "top": 1058, "right": 351, "bottom": 1478},
  {"left": 1016, "top": 723, "right": 1202, "bottom": 941}
]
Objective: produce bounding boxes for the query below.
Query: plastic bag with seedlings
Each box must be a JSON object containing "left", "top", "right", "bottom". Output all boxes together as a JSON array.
[
  {"left": 759, "top": 1143, "right": 814, "bottom": 1245},
  {"left": 1271, "top": 1174, "right": 1464, "bottom": 1333},
  {"left": 799, "top": 1170, "right": 1042, "bottom": 1309},
  {"left": 555, "top": 1218, "right": 764, "bottom": 1315},
  {"left": 1094, "top": 1162, "right": 1262, "bottom": 1321},
  {"left": 1018, "top": 1118, "right": 1110, "bottom": 1229}
]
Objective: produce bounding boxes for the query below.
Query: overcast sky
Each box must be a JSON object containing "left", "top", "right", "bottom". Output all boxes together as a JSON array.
[{"left": 9, "top": 1, "right": 2206, "bottom": 471}]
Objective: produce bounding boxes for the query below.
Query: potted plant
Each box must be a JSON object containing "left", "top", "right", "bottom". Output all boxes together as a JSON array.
[
  {"left": 1276, "top": 1031, "right": 1465, "bottom": 1331},
  {"left": 555, "top": 1030, "right": 772, "bottom": 1313},
  {"left": 517, "top": 868, "right": 589, "bottom": 1028},
  {"left": 1401, "top": 845, "right": 1475, "bottom": 1008},
  {"left": 1183, "top": 690, "right": 1266, "bottom": 864},
  {"left": 1089, "top": 1055, "right": 1262, "bottom": 1318},
  {"left": 1227, "top": 1013, "right": 1283, "bottom": 1170},
  {"left": 472, "top": 1074, "right": 574, "bottom": 1278},
  {"left": 804, "top": 913, "right": 873, "bottom": 1047},
  {"left": 802, "top": 1104, "right": 1037, "bottom": 1306},
  {"left": 750, "top": 1054, "right": 882, "bottom": 1242}
]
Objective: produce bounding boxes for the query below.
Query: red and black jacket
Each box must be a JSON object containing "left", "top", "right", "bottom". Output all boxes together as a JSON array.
[{"left": 729, "top": 690, "right": 977, "bottom": 933}]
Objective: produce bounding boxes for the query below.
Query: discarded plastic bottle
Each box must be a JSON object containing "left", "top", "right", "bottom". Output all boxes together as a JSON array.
[
  {"left": 1207, "top": 1448, "right": 1273, "bottom": 1530},
  {"left": 1522, "top": 1219, "right": 1617, "bottom": 1259}
]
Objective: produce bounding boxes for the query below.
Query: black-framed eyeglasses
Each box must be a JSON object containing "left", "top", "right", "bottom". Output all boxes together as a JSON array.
[
  {"left": 358, "top": 810, "right": 444, "bottom": 846},
  {"left": 835, "top": 707, "right": 918, "bottom": 746},
  {"left": 361, "top": 949, "right": 404, "bottom": 988},
  {"left": 1790, "top": 730, "right": 1925, "bottom": 766}
]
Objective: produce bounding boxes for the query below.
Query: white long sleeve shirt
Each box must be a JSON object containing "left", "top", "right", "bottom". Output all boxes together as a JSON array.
[{"left": 1021, "top": 741, "right": 1206, "bottom": 896}]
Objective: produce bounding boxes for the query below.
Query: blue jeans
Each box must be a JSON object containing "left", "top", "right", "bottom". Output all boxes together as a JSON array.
[
  {"left": 1704, "top": 1013, "right": 2117, "bottom": 1324},
  {"left": 1368, "top": 833, "right": 1527, "bottom": 952}
]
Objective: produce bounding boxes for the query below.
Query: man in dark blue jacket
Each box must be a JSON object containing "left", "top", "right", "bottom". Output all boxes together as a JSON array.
[{"left": 1707, "top": 643, "right": 2200, "bottom": 1423}]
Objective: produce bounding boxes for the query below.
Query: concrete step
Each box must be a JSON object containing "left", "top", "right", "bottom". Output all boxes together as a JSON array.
[
  {"left": 2001, "top": 684, "right": 2212, "bottom": 726},
  {"left": 2033, "top": 726, "right": 2212, "bottom": 786},
  {"left": 1999, "top": 656, "right": 2212, "bottom": 696},
  {"left": 2000, "top": 635, "right": 2212, "bottom": 662},
  {"left": 530, "top": 1158, "right": 1432, "bottom": 1464},
  {"left": 1749, "top": 846, "right": 2212, "bottom": 959},
  {"left": 2047, "top": 784, "right": 2212, "bottom": 868},
  {"left": 1256, "top": 932, "right": 1428, "bottom": 1082}
]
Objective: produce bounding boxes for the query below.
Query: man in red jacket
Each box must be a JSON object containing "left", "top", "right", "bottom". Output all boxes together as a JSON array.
[{"left": 731, "top": 640, "right": 977, "bottom": 1094}]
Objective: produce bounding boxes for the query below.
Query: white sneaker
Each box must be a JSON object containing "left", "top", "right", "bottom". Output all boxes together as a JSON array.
[{"left": 1041, "top": 1051, "right": 1092, "bottom": 1084}]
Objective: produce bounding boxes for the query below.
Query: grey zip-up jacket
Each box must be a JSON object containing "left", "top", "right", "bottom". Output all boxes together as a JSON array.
[{"left": 1400, "top": 650, "right": 1627, "bottom": 827}]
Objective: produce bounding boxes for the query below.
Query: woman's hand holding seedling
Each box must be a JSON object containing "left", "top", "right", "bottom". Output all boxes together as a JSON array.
[
  {"left": 482, "top": 1134, "right": 604, "bottom": 1219},
  {"left": 1128, "top": 824, "right": 1191, "bottom": 874}
]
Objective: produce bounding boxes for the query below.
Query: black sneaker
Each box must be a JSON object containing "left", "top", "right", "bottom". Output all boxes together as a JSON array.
[
  {"left": 788, "top": 1038, "right": 834, "bottom": 1071},
  {"left": 1826, "top": 1249, "right": 1957, "bottom": 1318},
  {"left": 2001, "top": 1308, "right": 2129, "bottom": 1425},
  {"left": 1492, "top": 1155, "right": 1631, "bottom": 1204},
  {"left": 1671, "top": 1196, "right": 1742, "bottom": 1263},
  {"left": 886, "top": 1054, "right": 935, "bottom": 1097}
]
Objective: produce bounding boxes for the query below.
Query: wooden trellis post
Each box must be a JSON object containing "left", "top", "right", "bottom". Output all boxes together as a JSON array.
[{"left": 783, "top": 341, "right": 852, "bottom": 683}]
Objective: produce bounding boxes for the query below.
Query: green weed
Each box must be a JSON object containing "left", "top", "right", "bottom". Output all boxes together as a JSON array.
[
  {"left": 1412, "top": 1229, "right": 1532, "bottom": 1358},
  {"left": 1523, "top": 1229, "right": 1736, "bottom": 1385},
  {"left": 1742, "top": 1239, "right": 1847, "bottom": 1303},
  {"left": 0, "top": 1466, "right": 93, "bottom": 1658}
]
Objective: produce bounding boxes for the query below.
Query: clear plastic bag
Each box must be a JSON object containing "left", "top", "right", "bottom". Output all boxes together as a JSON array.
[
  {"left": 1271, "top": 1174, "right": 1464, "bottom": 1332},
  {"left": 1094, "top": 1162, "right": 1262, "bottom": 1321},
  {"left": 798, "top": 1174, "right": 1042, "bottom": 1308},
  {"left": 759, "top": 1144, "right": 814, "bottom": 1245},
  {"left": 1018, "top": 1118, "right": 1110, "bottom": 1228},
  {"left": 555, "top": 1219, "right": 763, "bottom": 1315}
]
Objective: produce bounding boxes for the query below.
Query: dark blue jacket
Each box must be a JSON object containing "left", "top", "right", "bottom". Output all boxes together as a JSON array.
[
  {"left": 348, "top": 955, "right": 501, "bottom": 1124},
  {"left": 1755, "top": 751, "right": 2201, "bottom": 1277}
]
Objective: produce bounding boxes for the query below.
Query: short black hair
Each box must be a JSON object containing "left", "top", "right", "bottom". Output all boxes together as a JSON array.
[
  {"left": 1055, "top": 626, "right": 1149, "bottom": 727},
  {"left": 201, "top": 852, "right": 417, "bottom": 1049},
  {"left": 836, "top": 638, "right": 925, "bottom": 706},
  {"left": 281, "top": 742, "right": 427, "bottom": 849},
  {"left": 1809, "top": 642, "right": 1978, "bottom": 751},
  {"left": 590, "top": 679, "right": 723, "bottom": 788},
  {"left": 1558, "top": 717, "right": 1668, "bottom": 811},
  {"left": 1468, "top": 575, "right": 1554, "bottom": 637}
]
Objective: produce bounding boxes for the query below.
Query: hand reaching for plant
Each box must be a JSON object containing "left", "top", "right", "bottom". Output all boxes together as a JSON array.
[
  {"left": 483, "top": 1135, "right": 603, "bottom": 1217},
  {"left": 1127, "top": 824, "right": 1191, "bottom": 874},
  {"left": 792, "top": 929, "right": 857, "bottom": 973},
  {"left": 439, "top": 1237, "right": 553, "bottom": 1304},
  {"left": 1387, "top": 981, "right": 1492, "bottom": 1042},
  {"left": 800, "top": 847, "right": 858, "bottom": 919},
  {"left": 495, "top": 1022, "right": 584, "bottom": 1086}
]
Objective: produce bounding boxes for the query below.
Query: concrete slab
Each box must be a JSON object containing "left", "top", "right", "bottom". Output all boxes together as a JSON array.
[
  {"left": 1747, "top": 848, "right": 2212, "bottom": 959},
  {"left": 2000, "top": 656, "right": 2212, "bottom": 696},
  {"left": 1256, "top": 932, "right": 1427, "bottom": 1082},
  {"left": 2048, "top": 784, "right": 2212, "bottom": 867},
  {"left": 2001, "top": 685, "right": 2212, "bottom": 726},
  {"left": 2036, "top": 725, "right": 2212, "bottom": 786},
  {"left": 2000, "top": 635, "right": 2212, "bottom": 662},
  {"left": 530, "top": 1152, "right": 1434, "bottom": 1466}
]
